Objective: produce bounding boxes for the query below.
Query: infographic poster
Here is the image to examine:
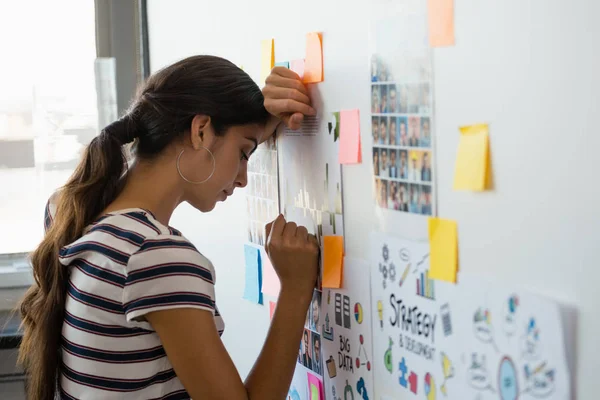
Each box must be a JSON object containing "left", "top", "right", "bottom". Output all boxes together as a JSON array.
[
  {"left": 281, "top": 111, "right": 344, "bottom": 399},
  {"left": 278, "top": 113, "right": 344, "bottom": 242},
  {"left": 321, "top": 257, "right": 374, "bottom": 400},
  {"left": 369, "top": 3, "right": 436, "bottom": 216},
  {"left": 370, "top": 232, "right": 571, "bottom": 400}
]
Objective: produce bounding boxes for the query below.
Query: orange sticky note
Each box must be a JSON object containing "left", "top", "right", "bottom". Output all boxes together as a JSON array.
[
  {"left": 290, "top": 59, "right": 305, "bottom": 80},
  {"left": 339, "top": 109, "right": 362, "bottom": 164},
  {"left": 428, "top": 218, "right": 458, "bottom": 283},
  {"left": 261, "top": 251, "right": 281, "bottom": 297},
  {"left": 269, "top": 301, "right": 276, "bottom": 320},
  {"left": 260, "top": 38, "right": 275, "bottom": 84},
  {"left": 322, "top": 236, "right": 343, "bottom": 288},
  {"left": 303, "top": 32, "right": 323, "bottom": 84},
  {"left": 427, "top": 0, "right": 455, "bottom": 47}
]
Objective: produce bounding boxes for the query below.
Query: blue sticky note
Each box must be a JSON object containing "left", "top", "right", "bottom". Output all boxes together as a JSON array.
[
  {"left": 243, "top": 244, "right": 263, "bottom": 304},
  {"left": 275, "top": 61, "right": 290, "bottom": 68}
]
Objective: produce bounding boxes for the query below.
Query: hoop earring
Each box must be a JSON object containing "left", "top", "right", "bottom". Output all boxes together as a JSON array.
[{"left": 176, "top": 148, "right": 215, "bottom": 184}]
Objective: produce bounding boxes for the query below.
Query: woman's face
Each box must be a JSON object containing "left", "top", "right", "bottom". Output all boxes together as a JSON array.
[{"left": 181, "top": 117, "right": 262, "bottom": 212}]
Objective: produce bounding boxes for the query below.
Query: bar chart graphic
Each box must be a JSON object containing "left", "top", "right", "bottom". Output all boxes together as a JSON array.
[{"left": 416, "top": 269, "right": 435, "bottom": 300}]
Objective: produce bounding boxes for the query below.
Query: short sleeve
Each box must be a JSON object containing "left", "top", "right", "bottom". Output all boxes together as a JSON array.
[{"left": 122, "top": 234, "right": 216, "bottom": 324}]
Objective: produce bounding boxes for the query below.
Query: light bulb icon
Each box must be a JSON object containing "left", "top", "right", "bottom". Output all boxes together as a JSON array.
[{"left": 377, "top": 300, "right": 383, "bottom": 329}]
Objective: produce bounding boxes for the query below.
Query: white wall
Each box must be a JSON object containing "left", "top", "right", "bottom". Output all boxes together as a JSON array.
[{"left": 147, "top": 0, "right": 600, "bottom": 395}]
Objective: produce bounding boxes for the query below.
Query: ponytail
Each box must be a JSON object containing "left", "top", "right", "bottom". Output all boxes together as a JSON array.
[{"left": 18, "top": 116, "right": 138, "bottom": 400}]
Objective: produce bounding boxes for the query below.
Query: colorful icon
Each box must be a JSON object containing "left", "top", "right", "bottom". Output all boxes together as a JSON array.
[
  {"left": 399, "top": 357, "right": 408, "bottom": 387},
  {"left": 398, "top": 263, "right": 410, "bottom": 287},
  {"left": 377, "top": 300, "right": 383, "bottom": 329},
  {"left": 323, "top": 314, "right": 334, "bottom": 341},
  {"left": 440, "top": 352, "right": 454, "bottom": 396},
  {"left": 508, "top": 295, "right": 519, "bottom": 313},
  {"left": 408, "top": 372, "right": 418, "bottom": 394},
  {"left": 499, "top": 356, "right": 519, "bottom": 400},
  {"left": 384, "top": 337, "right": 394, "bottom": 373},
  {"left": 354, "top": 303, "right": 363, "bottom": 324},
  {"left": 344, "top": 379, "right": 354, "bottom": 400},
  {"left": 326, "top": 355, "right": 337, "bottom": 378},
  {"left": 356, "top": 377, "right": 369, "bottom": 400},
  {"left": 424, "top": 373, "right": 436, "bottom": 400},
  {"left": 355, "top": 334, "right": 371, "bottom": 371},
  {"left": 416, "top": 269, "right": 435, "bottom": 300}
]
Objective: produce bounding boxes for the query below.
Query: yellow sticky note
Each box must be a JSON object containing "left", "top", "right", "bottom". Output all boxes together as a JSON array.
[
  {"left": 303, "top": 32, "right": 323, "bottom": 84},
  {"left": 322, "top": 236, "right": 343, "bottom": 288},
  {"left": 428, "top": 218, "right": 458, "bottom": 283},
  {"left": 427, "top": 0, "right": 455, "bottom": 47},
  {"left": 453, "top": 124, "right": 490, "bottom": 191},
  {"left": 260, "top": 38, "right": 274, "bottom": 84}
]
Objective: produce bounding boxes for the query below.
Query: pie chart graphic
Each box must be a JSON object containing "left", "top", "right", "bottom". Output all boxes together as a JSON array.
[
  {"left": 424, "top": 373, "right": 436, "bottom": 400},
  {"left": 354, "top": 303, "right": 363, "bottom": 324}
]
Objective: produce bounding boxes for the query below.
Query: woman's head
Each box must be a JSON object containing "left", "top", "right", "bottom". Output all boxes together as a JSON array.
[
  {"left": 131, "top": 55, "right": 269, "bottom": 212},
  {"left": 18, "top": 55, "right": 268, "bottom": 400}
]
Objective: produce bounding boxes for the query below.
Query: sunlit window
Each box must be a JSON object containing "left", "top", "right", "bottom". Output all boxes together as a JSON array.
[{"left": 0, "top": 0, "right": 98, "bottom": 255}]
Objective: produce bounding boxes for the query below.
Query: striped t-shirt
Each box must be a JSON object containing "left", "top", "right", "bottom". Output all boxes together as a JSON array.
[{"left": 45, "top": 202, "right": 225, "bottom": 399}]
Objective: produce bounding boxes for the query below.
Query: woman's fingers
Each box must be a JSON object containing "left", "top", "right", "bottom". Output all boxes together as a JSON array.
[
  {"left": 263, "top": 85, "right": 311, "bottom": 106},
  {"left": 265, "top": 73, "right": 309, "bottom": 97},
  {"left": 264, "top": 98, "right": 316, "bottom": 119},
  {"left": 281, "top": 113, "right": 305, "bottom": 130},
  {"left": 296, "top": 226, "right": 309, "bottom": 241}
]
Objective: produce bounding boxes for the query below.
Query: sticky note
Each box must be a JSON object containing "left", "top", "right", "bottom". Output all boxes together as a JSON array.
[
  {"left": 303, "top": 33, "right": 323, "bottom": 83},
  {"left": 243, "top": 244, "right": 263, "bottom": 304},
  {"left": 427, "top": 0, "right": 455, "bottom": 47},
  {"left": 269, "top": 301, "right": 276, "bottom": 320},
  {"left": 307, "top": 373, "right": 324, "bottom": 400},
  {"left": 290, "top": 59, "right": 305, "bottom": 80},
  {"left": 275, "top": 61, "right": 290, "bottom": 68},
  {"left": 261, "top": 250, "right": 281, "bottom": 297},
  {"left": 339, "top": 109, "right": 362, "bottom": 164},
  {"left": 453, "top": 124, "right": 490, "bottom": 191},
  {"left": 260, "top": 38, "right": 275, "bottom": 84},
  {"left": 428, "top": 218, "right": 458, "bottom": 283},
  {"left": 322, "top": 236, "right": 344, "bottom": 288}
]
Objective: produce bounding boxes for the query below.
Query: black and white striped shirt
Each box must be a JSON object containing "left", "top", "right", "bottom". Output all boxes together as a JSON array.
[{"left": 45, "top": 202, "right": 225, "bottom": 399}]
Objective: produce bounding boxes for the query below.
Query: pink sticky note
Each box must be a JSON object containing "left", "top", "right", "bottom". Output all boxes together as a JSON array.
[
  {"left": 307, "top": 372, "right": 324, "bottom": 400},
  {"left": 339, "top": 109, "right": 362, "bottom": 164},
  {"left": 261, "top": 249, "right": 281, "bottom": 297},
  {"left": 269, "top": 301, "right": 276, "bottom": 320},
  {"left": 290, "top": 59, "right": 305, "bottom": 80},
  {"left": 427, "top": 0, "right": 455, "bottom": 47}
]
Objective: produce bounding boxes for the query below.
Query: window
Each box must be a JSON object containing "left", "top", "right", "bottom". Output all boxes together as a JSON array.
[{"left": 0, "top": 0, "right": 98, "bottom": 255}]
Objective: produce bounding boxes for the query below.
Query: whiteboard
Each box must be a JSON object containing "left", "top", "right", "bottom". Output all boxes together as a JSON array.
[{"left": 147, "top": 0, "right": 598, "bottom": 395}]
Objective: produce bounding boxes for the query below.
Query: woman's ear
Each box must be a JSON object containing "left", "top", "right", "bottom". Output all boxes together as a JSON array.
[{"left": 189, "top": 114, "right": 211, "bottom": 150}]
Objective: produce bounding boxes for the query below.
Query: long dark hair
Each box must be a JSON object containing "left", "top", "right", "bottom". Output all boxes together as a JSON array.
[{"left": 18, "top": 55, "right": 269, "bottom": 400}]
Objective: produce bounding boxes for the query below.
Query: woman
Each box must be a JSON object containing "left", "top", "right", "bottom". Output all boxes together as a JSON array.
[{"left": 19, "top": 56, "right": 320, "bottom": 400}]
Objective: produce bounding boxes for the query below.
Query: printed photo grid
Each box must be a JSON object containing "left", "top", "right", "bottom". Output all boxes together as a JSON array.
[
  {"left": 370, "top": 57, "right": 434, "bottom": 216},
  {"left": 246, "top": 136, "right": 279, "bottom": 245},
  {"left": 297, "top": 289, "right": 323, "bottom": 376}
]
